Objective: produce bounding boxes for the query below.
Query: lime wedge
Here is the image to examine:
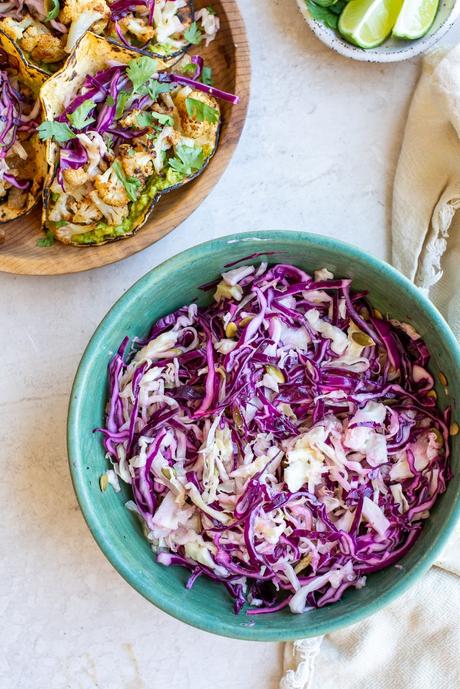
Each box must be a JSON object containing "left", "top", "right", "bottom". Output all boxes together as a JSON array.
[
  {"left": 338, "top": 0, "right": 404, "bottom": 48},
  {"left": 392, "top": 0, "right": 439, "bottom": 39}
]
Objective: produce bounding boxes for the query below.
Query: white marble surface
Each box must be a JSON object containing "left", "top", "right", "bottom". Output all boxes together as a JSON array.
[{"left": 2, "top": 3, "right": 460, "bottom": 688}]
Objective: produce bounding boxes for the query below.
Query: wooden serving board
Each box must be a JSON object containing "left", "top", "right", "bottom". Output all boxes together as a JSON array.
[{"left": 0, "top": 0, "right": 250, "bottom": 275}]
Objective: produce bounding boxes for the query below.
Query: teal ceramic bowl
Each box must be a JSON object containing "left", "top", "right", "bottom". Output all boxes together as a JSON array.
[{"left": 68, "top": 231, "right": 460, "bottom": 641}]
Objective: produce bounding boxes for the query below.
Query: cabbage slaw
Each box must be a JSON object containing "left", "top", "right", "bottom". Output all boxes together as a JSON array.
[{"left": 98, "top": 261, "right": 452, "bottom": 614}]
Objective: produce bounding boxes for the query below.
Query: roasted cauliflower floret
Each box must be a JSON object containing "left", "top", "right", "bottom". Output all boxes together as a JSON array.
[
  {"left": 6, "top": 188, "right": 28, "bottom": 210},
  {"left": 0, "top": 17, "right": 35, "bottom": 42},
  {"left": 94, "top": 167, "right": 129, "bottom": 207},
  {"left": 119, "top": 145, "right": 155, "bottom": 181},
  {"left": 60, "top": 0, "right": 110, "bottom": 51},
  {"left": 73, "top": 201, "right": 103, "bottom": 224},
  {"left": 21, "top": 26, "right": 66, "bottom": 63},
  {"left": 89, "top": 190, "right": 128, "bottom": 226},
  {"left": 119, "top": 109, "right": 144, "bottom": 129},
  {"left": 117, "top": 15, "right": 155, "bottom": 41},
  {"left": 175, "top": 87, "right": 219, "bottom": 140},
  {"left": 48, "top": 193, "right": 72, "bottom": 222},
  {"left": 63, "top": 167, "right": 89, "bottom": 189}
]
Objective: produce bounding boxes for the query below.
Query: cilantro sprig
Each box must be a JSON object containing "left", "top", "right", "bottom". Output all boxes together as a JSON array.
[
  {"left": 147, "top": 80, "right": 175, "bottom": 101},
  {"left": 38, "top": 121, "right": 75, "bottom": 143},
  {"left": 115, "top": 91, "right": 130, "bottom": 119},
  {"left": 67, "top": 99, "right": 96, "bottom": 130},
  {"left": 169, "top": 144, "right": 204, "bottom": 177},
  {"left": 127, "top": 56, "right": 158, "bottom": 93},
  {"left": 185, "top": 97, "right": 219, "bottom": 124},
  {"left": 136, "top": 111, "right": 174, "bottom": 128},
  {"left": 201, "top": 66, "right": 213, "bottom": 86},
  {"left": 36, "top": 230, "right": 55, "bottom": 247},
  {"left": 184, "top": 21, "right": 203, "bottom": 45},
  {"left": 112, "top": 160, "right": 141, "bottom": 202}
]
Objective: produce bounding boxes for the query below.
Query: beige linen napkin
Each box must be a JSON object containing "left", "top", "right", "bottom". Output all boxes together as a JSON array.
[
  {"left": 393, "top": 44, "right": 460, "bottom": 336},
  {"left": 280, "top": 47, "right": 460, "bottom": 689}
]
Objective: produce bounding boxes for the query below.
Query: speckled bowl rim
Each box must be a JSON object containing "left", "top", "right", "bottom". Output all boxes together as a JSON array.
[
  {"left": 296, "top": 0, "right": 460, "bottom": 62},
  {"left": 68, "top": 230, "right": 460, "bottom": 641}
]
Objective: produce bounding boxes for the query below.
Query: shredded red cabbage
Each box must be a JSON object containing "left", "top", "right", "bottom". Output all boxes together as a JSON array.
[
  {"left": 0, "top": 50, "right": 39, "bottom": 194},
  {"left": 158, "top": 71, "right": 240, "bottom": 104},
  {"left": 98, "top": 263, "right": 451, "bottom": 614}
]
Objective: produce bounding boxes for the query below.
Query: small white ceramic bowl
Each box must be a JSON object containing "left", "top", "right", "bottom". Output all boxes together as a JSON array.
[{"left": 296, "top": 0, "right": 460, "bottom": 62}]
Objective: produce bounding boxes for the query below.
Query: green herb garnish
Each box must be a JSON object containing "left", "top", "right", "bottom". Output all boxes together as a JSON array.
[
  {"left": 184, "top": 21, "right": 203, "bottom": 45},
  {"left": 185, "top": 97, "right": 219, "bottom": 124},
  {"left": 115, "top": 91, "right": 130, "bottom": 119},
  {"left": 181, "top": 63, "right": 197, "bottom": 76},
  {"left": 112, "top": 160, "right": 141, "bottom": 202},
  {"left": 201, "top": 66, "right": 213, "bottom": 86},
  {"left": 146, "top": 80, "right": 176, "bottom": 101},
  {"left": 36, "top": 230, "right": 55, "bottom": 247},
  {"left": 136, "top": 111, "right": 174, "bottom": 128},
  {"left": 169, "top": 143, "right": 204, "bottom": 177},
  {"left": 67, "top": 99, "right": 96, "bottom": 130},
  {"left": 127, "top": 56, "right": 158, "bottom": 92},
  {"left": 38, "top": 121, "right": 75, "bottom": 143}
]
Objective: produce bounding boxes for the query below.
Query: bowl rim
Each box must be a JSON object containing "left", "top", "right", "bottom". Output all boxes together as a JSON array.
[
  {"left": 296, "top": 0, "right": 460, "bottom": 63},
  {"left": 68, "top": 230, "right": 460, "bottom": 641}
]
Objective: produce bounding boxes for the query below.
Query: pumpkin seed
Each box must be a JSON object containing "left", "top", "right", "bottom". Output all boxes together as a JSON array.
[
  {"left": 438, "top": 371, "right": 448, "bottom": 387},
  {"left": 225, "top": 322, "right": 238, "bottom": 338},
  {"left": 450, "top": 422, "right": 459, "bottom": 436},
  {"left": 430, "top": 427, "right": 443, "bottom": 445},
  {"left": 351, "top": 331, "right": 376, "bottom": 347},
  {"left": 294, "top": 553, "right": 313, "bottom": 574},
  {"left": 266, "top": 365, "right": 285, "bottom": 384},
  {"left": 373, "top": 308, "right": 383, "bottom": 319},
  {"left": 426, "top": 390, "right": 437, "bottom": 400},
  {"left": 233, "top": 408, "right": 244, "bottom": 430},
  {"left": 99, "top": 474, "right": 109, "bottom": 492}
]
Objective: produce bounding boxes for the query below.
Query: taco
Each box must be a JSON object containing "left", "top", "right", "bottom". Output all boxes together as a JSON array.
[
  {"left": 0, "top": 30, "right": 47, "bottom": 223},
  {"left": 0, "top": 1, "right": 218, "bottom": 71},
  {"left": 0, "top": 0, "right": 109, "bottom": 71},
  {"left": 38, "top": 32, "right": 232, "bottom": 246}
]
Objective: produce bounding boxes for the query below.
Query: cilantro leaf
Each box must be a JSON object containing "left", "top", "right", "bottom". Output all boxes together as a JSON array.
[
  {"left": 206, "top": 6, "right": 216, "bottom": 14},
  {"left": 146, "top": 80, "right": 176, "bottom": 101},
  {"left": 115, "top": 91, "right": 130, "bottom": 119},
  {"left": 112, "top": 160, "right": 141, "bottom": 202},
  {"left": 136, "top": 111, "right": 174, "bottom": 128},
  {"left": 201, "top": 66, "right": 213, "bottom": 86},
  {"left": 127, "top": 56, "right": 158, "bottom": 93},
  {"left": 67, "top": 99, "right": 96, "bottom": 130},
  {"left": 151, "top": 111, "right": 174, "bottom": 126},
  {"left": 135, "top": 111, "right": 154, "bottom": 128},
  {"left": 38, "top": 121, "right": 75, "bottom": 143},
  {"left": 305, "top": 0, "right": 340, "bottom": 29},
  {"left": 185, "top": 97, "right": 219, "bottom": 124},
  {"left": 169, "top": 143, "right": 204, "bottom": 177},
  {"left": 184, "top": 21, "right": 203, "bottom": 45},
  {"left": 181, "top": 63, "right": 197, "bottom": 76},
  {"left": 36, "top": 230, "right": 55, "bottom": 247},
  {"left": 45, "top": 0, "right": 60, "bottom": 21}
]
